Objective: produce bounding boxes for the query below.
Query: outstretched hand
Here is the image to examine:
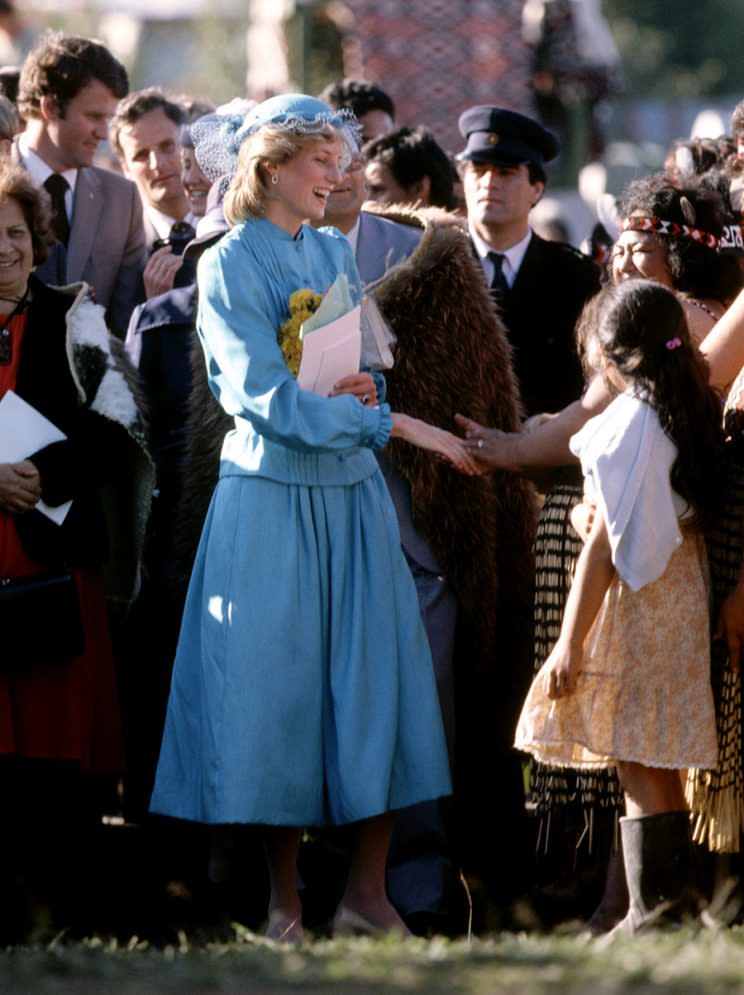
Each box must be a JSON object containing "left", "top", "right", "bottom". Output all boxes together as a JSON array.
[
  {"left": 455, "top": 413, "right": 523, "bottom": 473},
  {"left": 391, "top": 413, "right": 480, "bottom": 475}
]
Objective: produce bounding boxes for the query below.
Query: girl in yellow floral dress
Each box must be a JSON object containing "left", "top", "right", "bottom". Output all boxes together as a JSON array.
[{"left": 516, "top": 277, "right": 723, "bottom": 933}]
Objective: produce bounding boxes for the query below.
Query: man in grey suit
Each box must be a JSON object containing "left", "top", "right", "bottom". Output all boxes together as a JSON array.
[
  {"left": 15, "top": 33, "right": 146, "bottom": 337},
  {"left": 110, "top": 88, "right": 195, "bottom": 300}
]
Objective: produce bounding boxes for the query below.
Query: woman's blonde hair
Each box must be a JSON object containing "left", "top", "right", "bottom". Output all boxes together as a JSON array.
[{"left": 224, "top": 123, "right": 340, "bottom": 226}]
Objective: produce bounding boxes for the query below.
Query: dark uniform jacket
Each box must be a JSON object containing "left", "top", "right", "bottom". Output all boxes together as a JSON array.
[{"left": 494, "top": 233, "right": 600, "bottom": 417}]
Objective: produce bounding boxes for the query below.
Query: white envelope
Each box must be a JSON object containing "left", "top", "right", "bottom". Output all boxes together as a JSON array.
[
  {"left": 297, "top": 304, "right": 361, "bottom": 397},
  {"left": 0, "top": 390, "right": 72, "bottom": 525}
]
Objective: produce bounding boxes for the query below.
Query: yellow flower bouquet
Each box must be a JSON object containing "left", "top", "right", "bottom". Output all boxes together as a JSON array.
[{"left": 278, "top": 288, "right": 322, "bottom": 376}]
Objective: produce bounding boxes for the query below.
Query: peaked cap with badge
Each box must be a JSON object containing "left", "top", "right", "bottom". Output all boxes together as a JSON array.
[{"left": 457, "top": 106, "right": 559, "bottom": 168}]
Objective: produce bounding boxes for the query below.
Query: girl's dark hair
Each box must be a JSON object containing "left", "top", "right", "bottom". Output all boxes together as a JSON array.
[
  {"left": 620, "top": 173, "right": 742, "bottom": 305},
  {"left": 593, "top": 278, "right": 723, "bottom": 531}
]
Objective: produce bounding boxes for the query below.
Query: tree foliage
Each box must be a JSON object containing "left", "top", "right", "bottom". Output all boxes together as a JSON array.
[{"left": 603, "top": 0, "right": 744, "bottom": 98}]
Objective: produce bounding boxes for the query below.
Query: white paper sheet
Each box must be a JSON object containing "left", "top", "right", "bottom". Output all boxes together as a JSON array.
[
  {"left": 297, "top": 304, "right": 361, "bottom": 397},
  {"left": 0, "top": 390, "right": 72, "bottom": 524}
]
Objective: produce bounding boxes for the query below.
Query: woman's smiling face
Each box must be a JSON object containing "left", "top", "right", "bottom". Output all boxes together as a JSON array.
[
  {"left": 264, "top": 135, "right": 348, "bottom": 234},
  {"left": 610, "top": 227, "right": 673, "bottom": 288},
  {"left": 0, "top": 196, "right": 33, "bottom": 301},
  {"left": 181, "top": 145, "right": 211, "bottom": 218}
]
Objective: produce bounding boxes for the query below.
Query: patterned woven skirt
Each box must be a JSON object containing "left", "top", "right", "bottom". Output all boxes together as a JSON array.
[{"left": 686, "top": 451, "right": 744, "bottom": 853}]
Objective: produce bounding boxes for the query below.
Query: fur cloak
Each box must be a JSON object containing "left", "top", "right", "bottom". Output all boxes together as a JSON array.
[
  {"left": 367, "top": 206, "right": 535, "bottom": 698},
  {"left": 14, "top": 277, "right": 153, "bottom": 611}
]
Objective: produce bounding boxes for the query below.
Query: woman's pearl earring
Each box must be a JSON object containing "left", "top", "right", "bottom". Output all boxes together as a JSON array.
[{"left": 271, "top": 173, "right": 279, "bottom": 185}]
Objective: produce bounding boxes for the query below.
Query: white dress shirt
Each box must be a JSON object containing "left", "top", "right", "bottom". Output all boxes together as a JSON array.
[
  {"left": 343, "top": 215, "right": 361, "bottom": 256},
  {"left": 145, "top": 205, "right": 198, "bottom": 241},
  {"left": 470, "top": 225, "right": 532, "bottom": 288},
  {"left": 18, "top": 134, "right": 77, "bottom": 219}
]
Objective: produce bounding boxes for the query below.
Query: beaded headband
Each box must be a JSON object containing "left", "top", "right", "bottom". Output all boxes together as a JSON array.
[{"left": 621, "top": 215, "right": 719, "bottom": 251}]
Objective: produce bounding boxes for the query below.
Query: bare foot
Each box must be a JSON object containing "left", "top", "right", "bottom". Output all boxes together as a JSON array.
[
  {"left": 265, "top": 907, "right": 305, "bottom": 943},
  {"left": 334, "top": 897, "right": 410, "bottom": 936}
]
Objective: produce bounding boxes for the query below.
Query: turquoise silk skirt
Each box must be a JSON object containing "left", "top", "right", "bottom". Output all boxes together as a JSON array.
[{"left": 150, "top": 469, "right": 452, "bottom": 826}]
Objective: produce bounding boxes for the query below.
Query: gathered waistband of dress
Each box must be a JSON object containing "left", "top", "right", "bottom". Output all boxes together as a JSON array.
[{"left": 219, "top": 439, "right": 380, "bottom": 487}]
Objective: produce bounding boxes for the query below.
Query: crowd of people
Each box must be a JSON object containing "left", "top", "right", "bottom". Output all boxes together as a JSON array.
[{"left": 3, "top": 28, "right": 744, "bottom": 946}]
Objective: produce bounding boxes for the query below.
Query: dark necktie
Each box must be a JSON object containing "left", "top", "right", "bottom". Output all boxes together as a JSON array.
[
  {"left": 170, "top": 219, "right": 196, "bottom": 242},
  {"left": 488, "top": 250, "right": 509, "bottom": 297},
  {"left": 44, "top": 173, "right": 70, "bottom": 246},
  {"left": 150, "top": 220, "right": 196, "bottom": 256}
]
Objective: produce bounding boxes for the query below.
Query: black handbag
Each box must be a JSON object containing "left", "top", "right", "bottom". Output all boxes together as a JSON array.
[{"left": 0, "top": 569, "right": 85, "bottom": 667}]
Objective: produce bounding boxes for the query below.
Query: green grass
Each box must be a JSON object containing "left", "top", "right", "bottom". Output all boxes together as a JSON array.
[{"left": 3, "top": 927, "right": 744, "bottom": 994}]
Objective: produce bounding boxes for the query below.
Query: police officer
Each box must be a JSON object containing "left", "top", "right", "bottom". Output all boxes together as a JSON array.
[{"left": 458, "top": 106, "right": 600, "bottom": 417}]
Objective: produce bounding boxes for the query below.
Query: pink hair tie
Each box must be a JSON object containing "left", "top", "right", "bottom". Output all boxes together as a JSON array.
[{"left": 665, "top": 337, "right": 682, "bottom": 350}]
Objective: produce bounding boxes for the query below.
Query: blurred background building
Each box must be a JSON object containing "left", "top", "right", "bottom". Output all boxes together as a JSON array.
[{"left": 3, "top": 0, "right": 742, "bottom": 242}]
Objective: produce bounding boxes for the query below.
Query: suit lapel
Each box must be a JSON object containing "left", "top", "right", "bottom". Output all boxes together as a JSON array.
[
  {"left": 360, "top": 210, "right": 405, "bottom": 286},
  {"left": 143, "top": 212, "right": 159, "bottom": 252},
  {"left": 67, "top": 168, "right": 102, "bottom": 281},
  {"left": 509, "top": 233, "right": 541, "bottom": 300}
]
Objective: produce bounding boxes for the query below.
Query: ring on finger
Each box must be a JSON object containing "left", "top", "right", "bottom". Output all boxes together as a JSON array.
[
  {"left": 361, "top": 393, "right": 370, "bottom": 404},
  {"left": 477, "top": 438, "right": 484, "bottom": 449}
]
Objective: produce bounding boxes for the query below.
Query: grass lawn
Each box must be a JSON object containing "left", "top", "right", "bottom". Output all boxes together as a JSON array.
[{"left": 2, "top": 927, "right": 744, "bottom": 994}]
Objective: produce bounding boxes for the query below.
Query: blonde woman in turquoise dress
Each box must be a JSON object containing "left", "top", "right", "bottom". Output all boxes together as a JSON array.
[{"left": 150, "top": 95, "right": 468, "bottom": 941}]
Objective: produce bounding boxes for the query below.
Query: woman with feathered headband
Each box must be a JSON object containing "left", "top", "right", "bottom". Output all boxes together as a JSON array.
[{"left": 149, "top": 94, "right": 472, "bottom": 941}]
